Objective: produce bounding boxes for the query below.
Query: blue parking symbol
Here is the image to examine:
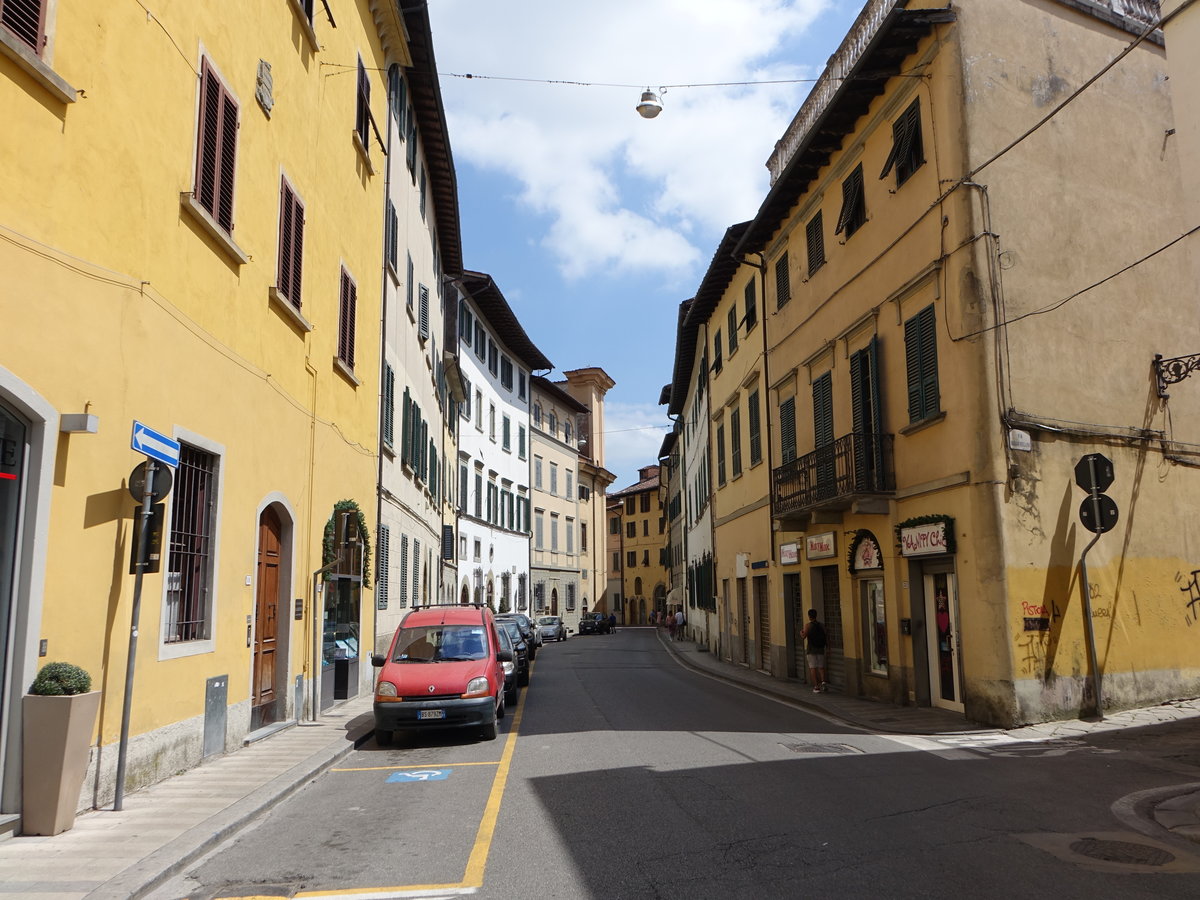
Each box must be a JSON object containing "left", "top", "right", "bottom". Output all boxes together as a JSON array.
[{"left": 387, "top": 769, "right": 451, "bottom": 783}]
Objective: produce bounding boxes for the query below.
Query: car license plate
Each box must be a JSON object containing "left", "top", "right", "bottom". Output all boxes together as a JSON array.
[{"left": 418, "top": 709, "right": 445, "bottom": 720}]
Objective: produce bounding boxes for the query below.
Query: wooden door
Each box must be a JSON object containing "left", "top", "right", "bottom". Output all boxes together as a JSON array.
[{"left": 253, "top": 507, "right": 281, "bottom": 723}]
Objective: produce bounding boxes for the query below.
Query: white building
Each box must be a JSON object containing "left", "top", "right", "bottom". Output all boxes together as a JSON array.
[
  {"left": 452, "top": 271, "right": 550, "bottom": 612},
  {"left": 375, "top": 2, "right": 463, "bottom": 652}
]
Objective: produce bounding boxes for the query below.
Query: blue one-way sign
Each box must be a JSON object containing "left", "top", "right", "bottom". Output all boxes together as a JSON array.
[{"left": 131, "top": 421, "right": 180, "bottom": 468}]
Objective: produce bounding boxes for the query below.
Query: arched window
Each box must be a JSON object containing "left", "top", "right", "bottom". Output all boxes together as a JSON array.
[{"left": 634, "top": 577, "right": 643, "bottom": 595}]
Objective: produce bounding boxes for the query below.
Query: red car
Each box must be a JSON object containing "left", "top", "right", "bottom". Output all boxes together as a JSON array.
[{"left": 371, "top": 604, "right": 512, "bottom": 743}]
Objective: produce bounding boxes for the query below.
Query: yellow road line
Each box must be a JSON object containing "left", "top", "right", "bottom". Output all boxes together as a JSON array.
[
  {"left": 331, "top": 760, "right": 501, "bottom": 772},
  {"left": 287, "top": 686, "right": 527, "bottom": 898}
]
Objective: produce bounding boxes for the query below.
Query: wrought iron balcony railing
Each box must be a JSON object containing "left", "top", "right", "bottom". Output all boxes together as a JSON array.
[{"left": 773, "top": 432, "right": 895, "bottom": 518}]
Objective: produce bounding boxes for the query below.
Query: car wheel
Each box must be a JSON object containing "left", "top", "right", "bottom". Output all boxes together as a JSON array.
[
  {"left": 375, "top": 729, "right": 393, "bottom": 746},
  {"left": 481, "top": 718, "right": 498, "bottom": 741}
]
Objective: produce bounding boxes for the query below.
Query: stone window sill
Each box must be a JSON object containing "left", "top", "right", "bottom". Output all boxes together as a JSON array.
[
  {"left": 181, "top": 193, "right": 250, "bottom": 265},
  {"left": 352, "top": 131, "right": 375, "bottom": 176},
  {"left": 0, "top": 30, "right": 76, "bottom": 104},
  {"left": 334, "top": 357, "right": 360, "bottom": 386},
  {"left": 269, "top": 287, "right": 313, "bottom": 332},
  {"left": 899, "top": 410, "right": 946, "bottom": 437}
]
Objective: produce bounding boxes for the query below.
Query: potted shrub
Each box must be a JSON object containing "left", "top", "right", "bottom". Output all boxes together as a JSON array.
[{"left": 22, "top": 662, "right": 101, "bottom": 836}]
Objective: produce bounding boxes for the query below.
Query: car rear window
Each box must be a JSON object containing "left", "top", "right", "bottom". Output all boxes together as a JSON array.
[
  {"left": 537, "top": 616, "right": 558, "bottom": 626},
  {"left": 392, "top": 624, "right": 488, "bottom": 662}
]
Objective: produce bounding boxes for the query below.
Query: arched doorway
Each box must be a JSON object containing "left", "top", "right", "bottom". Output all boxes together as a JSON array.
[
  {"left": 252, "top": 506, "right": 282, "bottom": 730},
  {"left": 460, "top": 581, "right": 470, "bottom": 605},
  {"left": 486, "top": 576, "right": 494, "bottom": 610},
  {"left": 550, "top": 588, "right": 558, "bottom": 615},
  {"left": 638, "top": 597, "right": 646, "bottom": 624},
  {"left": 654, "top": 583, "right": 667, "bottom": 618}
]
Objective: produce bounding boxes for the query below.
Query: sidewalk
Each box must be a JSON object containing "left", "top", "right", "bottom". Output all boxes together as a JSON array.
[
  {"left": 659, "top": 629, "right": 1200, "bottom": 845},
  {"left": 0, "top": 696, "right": 375, "bottom": 899},
  {"left": 3, "top": 641, "right": 1199, "bottom": 900}
]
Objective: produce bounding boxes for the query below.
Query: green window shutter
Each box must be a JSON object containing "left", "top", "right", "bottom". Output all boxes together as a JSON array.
[
  {"left": 813, "top": 373, "right": 833, "bottom": 447},
  {"left": 919, "top": 306, "right": 939, "bottom": 419},
  {"left": 727, "top": 306, "right": 738, "bottom": 353},
  {"left": 717, "top": 423, "right": 727, "bottom": 485},
  {"left": 400, "top": 387, "right": 411, "bottom": 465},
  {"left": 748, "top": 390, "right": 761, "bottom": 466},
  {"left": 780, "top": 397, "right": 796, "bottom": 464},
  {"left": 376, "top": 525, "right": 389, "bottom": 610},
  {"left": 905, "top": 313, "right": 922, "bottom": 421},
  {"left": 399, "top": 534, "right": 409, "bottom": 606},
  {"left": 851, "top": 348, "right": 867, "bottom": 436},
  {"left": 868, "top": 336, "right": 883, "bottom": 435},
  {"left": 382, "top": 363, "right": 395, "bottom": 448},
  {"left": 730, "top": 407, "right": 742, "bottom": 477},
  {"left": 775, "top": 252, "right": 790, "bottom": 309},
  {"left": 744, "top": 280, "right": 757, "bottom": 330},
  {"left": 806, "top": 211, "right": 825, "bottom": 275}
]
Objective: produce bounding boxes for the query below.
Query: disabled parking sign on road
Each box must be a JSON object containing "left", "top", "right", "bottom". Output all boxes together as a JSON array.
[{"left": 387, "top": 769, "right": 451, "bottom": 783}]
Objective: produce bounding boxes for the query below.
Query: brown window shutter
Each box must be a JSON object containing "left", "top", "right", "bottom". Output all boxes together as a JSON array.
[
  {"left": 217, "top": 92, "right": 238, "bottom": 232},
  {"left": 339, "top": 270, "right": 357, "bottom": 368},
  {"left": 278, "top": 180, "right": 294, "bottom": 301},
  {"left": 1, "top": 0, "right": 47, "bottom": 54},
  {"left": 196, "top": 64, "right": 221, "bottom": 216},
  {"left": 290, "top": 198, "right": 304, "bottom": 308}
]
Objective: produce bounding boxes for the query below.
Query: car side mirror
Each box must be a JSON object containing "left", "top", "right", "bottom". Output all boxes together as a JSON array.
[
  {"left": 498, "top": 649, "right": 514, "bottom": 662},
  {"left": 370, "top": 654, "right": 386, "bottom": 667}
]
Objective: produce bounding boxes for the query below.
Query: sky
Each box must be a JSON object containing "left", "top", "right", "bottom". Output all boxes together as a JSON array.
[{"left": 427, "top": 0, "right": 865, "bottom": 492}]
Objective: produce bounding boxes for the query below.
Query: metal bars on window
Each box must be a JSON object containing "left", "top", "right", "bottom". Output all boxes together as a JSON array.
[{"left": 166, "top": 444, "right": 216, "bottom": 643}]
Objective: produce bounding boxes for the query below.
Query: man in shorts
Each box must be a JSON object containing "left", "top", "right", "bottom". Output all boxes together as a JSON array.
[{"left": 800, "top": 608, "right": 828, "bottom": 692}]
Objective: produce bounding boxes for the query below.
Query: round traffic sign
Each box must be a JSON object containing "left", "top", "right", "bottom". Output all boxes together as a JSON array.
[
  {"left": 128, "top": 461, "right": 173, "bottom": 503},
  {"left": 1079, "top": 494, "right": 1118, "bottom": 534}
]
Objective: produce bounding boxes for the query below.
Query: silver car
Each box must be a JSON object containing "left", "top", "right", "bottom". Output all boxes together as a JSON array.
[{"left": 537, "top": 615, "right": 567, "bottom": 642}]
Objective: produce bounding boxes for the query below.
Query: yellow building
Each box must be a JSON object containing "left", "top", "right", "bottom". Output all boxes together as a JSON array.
[
  {"left": 0, "top": 1, "right": 401, "bottom": 829},
  {"left": 672, "top": 0, "right": 1200, "bottom": 727},
  {"left": 608, "top": 466, "right": 671, "bottom": 625}
]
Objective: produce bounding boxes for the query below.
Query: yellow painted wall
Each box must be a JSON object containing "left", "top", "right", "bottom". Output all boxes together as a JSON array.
[{"left": 1, "top": 0, "right": 389, "bottom": 797}]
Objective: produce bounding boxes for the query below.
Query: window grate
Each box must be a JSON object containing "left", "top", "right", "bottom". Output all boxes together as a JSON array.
[{"left": 166, "top": 444, "right": 217, "bottom": 643}]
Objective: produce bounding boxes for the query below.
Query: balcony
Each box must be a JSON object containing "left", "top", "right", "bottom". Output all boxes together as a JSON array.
[{"left": 773, "top": 432, "right": 895, "bottom": 520}]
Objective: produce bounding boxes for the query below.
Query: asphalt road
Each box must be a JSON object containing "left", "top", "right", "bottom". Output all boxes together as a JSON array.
[{"left": 153, "top": 627, "right": 1200, "bottom": 899}]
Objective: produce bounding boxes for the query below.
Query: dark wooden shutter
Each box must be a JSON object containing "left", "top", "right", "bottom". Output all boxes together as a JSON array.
[
  {"left": 419, "top": 285, "right": 430, "bottom": 339},
  {"left": 835, "top": 164, "right": 864, "bottom": 237},
  {"left": 278, "top": 181, "right": 295, "bottom": 301},
  {"left": 731, "top": 407, "right": 742, "bottom": 476},
  {"left": 382, "top": 363, "right": 395, "bottom": 447},
  {"left": 717, "top": 424, "right": 727, "bottom": 484},
  {"left": 400, "top": 387, "right": 411, "bottom": 466},
  {"left": 744, "top": 280, "right": 757, "bottom": 330},
  {"left": 727, "top": 306, "right": 738, "bottom": 353},
  {"left": 779, "top": 397, "right": 796, "bottom": 464},
  {"left": 339, "top": 269, "right": 356, "bottom": 368},
  {"left": 355, "top": 60, "right": 370, "bottom": 149},
  {"left": 748, "top": 390, "right": 761, "bottom": 465},
  {"left": 385, "top": 200, "right": 398, "bottom": 270},
  {"left": 918, "top": 306, "right": 938, "bottom": 418},
  {"left": 2, "top": 0, "right": 46, "bottom": 53},
  {"left": 880, "top": 100, "right": 921, "bottom": 180},
  {"left": 775, "top": 252, "right": 790, "bottom": 308},
  {"left": 851, "top": 348, "right": 867, "bottom": 436},
  {"left": 813, "top": 372, "right": 834, "bottom": 497},
  {"left": 196, "top": 63, "right": 222, "bottom": 219},
  {"left": 290, "top": 193, "right": 304, "bottom": 306},
  {"left": 217, "top": 92, "right": 238, "bottom": 232},
  {"left": 806, "top": 211, "right": 825, "bottom": 275}
]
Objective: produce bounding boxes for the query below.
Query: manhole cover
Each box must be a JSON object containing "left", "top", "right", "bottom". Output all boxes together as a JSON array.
[
  {"left": 1069, "top": 838, "right": 1175, "bottom": 866},
  {"left": 782, "top": 742, "right": 862, "bottom": 755}
]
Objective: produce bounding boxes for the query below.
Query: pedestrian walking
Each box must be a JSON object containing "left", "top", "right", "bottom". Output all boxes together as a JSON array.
[
  {"left": 674, "top": 608, "right": 685, "bottom": 640},
  {"left": 608, "top": 611, "right": 617, "bottom": 633},
  {"left": 800, "top": 609, "right": 828, "bottom": 692},
  {"left": 667, "top": 608, "right": 677, "bottom": 640}
]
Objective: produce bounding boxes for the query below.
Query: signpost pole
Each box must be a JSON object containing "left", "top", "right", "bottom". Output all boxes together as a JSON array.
[
  {"left": 114, "top": 461, "right": 155, "bottom": 810},
  {"left": 1076, "top": 454, "right": 1108, "bottom": 720}
]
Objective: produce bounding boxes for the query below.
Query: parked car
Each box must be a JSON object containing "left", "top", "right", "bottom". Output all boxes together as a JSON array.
[
  {"left": 497, "top": 619, "right": 531, "bottom": 686},
  {"left": 497, "top": 613, "right": 540, "bottom": 657},
  {"left": 495, "top": 623, "right": 519, "bottom": 706},
  {"left": 578, "top": 612, "right": 611, "bottom": 635},
  {"left": 371, "top": 603, "right": 512, "bottom": 744},
  {"left": 537, "top": 615, "right": 567, "bottom": 642}
]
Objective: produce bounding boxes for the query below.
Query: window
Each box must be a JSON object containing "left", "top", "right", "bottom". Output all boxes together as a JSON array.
[
  {"left": 2, "top": 0, "right": 46, "bottom": 53},
  {"left": 381, "top": 199, "right": 398, "bottom": 276},
  {"left": 581, "top": 523, "right": 588, "bottom": 552},
  {"left": 744, "top": 279, "right": 757, "bottom": 331},
  {"left": 748, "top": 389, "right": 761, "bottom": 466},
  {"left": 405, "top": 101, "right": 417, "bottom": 176},
  {"left": 459, "top": 300, "right": 474, "bottom": 344},
  {"left": 277, "top": 177, "right": 305, "bottom": 309},
  {"left": 550, "top": 463, "right": 558, "bottom": 496},
  {"left": 399, "top": 535, "right": 409, "bottom": 606},
  {"left": 566, "top": 470, "right": 573, "bottom": 497},
  {"left": 566, "top": 518, "right": 575, "bottom": 553},
  {"left": 659, "top": 516, "right": 666, "bottom": 534},
  {"left": 813, "top": 372, "right": 834, "bottom": 494},
  {"left": 564, "top": 420, "right": 573, "bottom": 444},
  {"left": 518, "top": 424, "right": 527, "bottom": 459},
  {"left": 461, "top": 376, "right": 472, "bottom": 420},
  {"left": 880, "top": 98, "right": 923, "bottom": 186},
  {"left": 610, "top": 517, "right": 620, "bottom": 535},
  {"left": 388, "top": 64, "right": 407, "bottom": 131},
  {"left": 642, "top": 520, "right": 648, "bottom": 537},
  {"left": 475, "top": 389, "right": 482, "bottom": 430},
  {"left": 613, "top": 552, "right": 620, "bottom": 570},
  {"left": 194, "top": 58, "right": 240, "bottom": 235},
  {"left": 487, "top": 339, "right": 498, "bottom": 376},
  {"left": 625, "top": 497, "right": 635, "bottom": 514},
  {"left": 406, "top": 253, "right": 414, "bottom": 310},
  {"left": 550, "top": 514, "right": 559, "bottom": 551},
  {"left": 806, "top": 211, "right": 825, "bottom": 275},
  {"left": 474, "top": 322, "right": 485, "bottom": 359},
  {"left": 727, "top": 306, "right": 738, "bottom": 355},
  {"left": 473, "top": 539, "right": 481, "bottom": 561},
  {"left": 535, "top": 511, "right": 545, "bottom": 549},
  {"left": 417, "top": 285, "right": 432, "bottom": 340},
  {"left": 627, "top": 551, "right": 637, "bottom": 568},
  {"left": 338, "top": 268, "right": 357, "bottom": 369},
  {"left": 488, "top": 404, "right": 495, "bottom": 441},
  {"left": 548, "top": 411, "right": 558, "bottom": 436},
  {"left": 713, "top": 331, "right": 723, "bottom": 373},
  {"left": 376, "top": 525, "right": 389, "bottom": 610},
  {"left": 626, "top": 522, "right": 636, "bottom": 539},
  {"left": 731, "top": 407, "right": 742, "bottom": 477},
  {"left": 534, "top": 456, "right": 543, "bottom": 489},
  {"left": 780, "top": 396, "right": 796, "bottom": 464},
  {"left": 500, "top": 356, "right": 513, "bottom": 390},
  {"left": 459, "top": 463, "right": 468, "bottom": 512},
  {"left": 355, "top": 58, "right": 371, "bottom": 158},
  {"left": 411, "top": 539, "right": 420, "bottom": 605},
  {"left": 640, "top": 493, "right": 650, "bottom": 513},
  {"left": 474, "top": 471, "right": 483, "bottom": 518},
  {"left": 419, "top": 167, "right": 427, "bottom": 219},
  {"left": 382, "top": 363, "right": 395, "bottom": 449},
  {"left": 775, "top": 251, "right": 790, "bottom": 309},
  {"left": 165, "top": 443, "right": 218, "bottom": 643},
  {"left": 502, "top": 415, "right": 511, "bottom": 451},
  {"left": 904, "top": 304, "right": 940, "bottom": 422},
  {"left": 519, "top": 371, "right": 527, "bottom": 400},
  {"left": 717, "top": 423, "right": 727, "bottom": 485},
  {"left": 642, "top": 550, "right": 649, "bottom": 566},
  {"left": 533, "top": 404, "right": 542, "bottom": 429},
  {"left": 835, "top": 163, "right": 866, "bottom": 238},
  {"left": 567, "top": 583, "right": 576, "bottom": 611}
]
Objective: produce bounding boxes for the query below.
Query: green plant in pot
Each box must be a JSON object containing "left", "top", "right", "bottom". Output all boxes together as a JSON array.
[{"left": 23, "top": 662, "right": 101, "bottom": 836}]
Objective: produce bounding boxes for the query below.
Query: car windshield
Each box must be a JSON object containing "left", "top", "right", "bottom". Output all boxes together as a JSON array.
[
  {"left": 391, "top": 624, "right": 488, "bottom": 662},
  {"left": 500, "top": 621, "right": 524, "bottom": 644},
  {"left": 537, "top": 616, "right": 559, "bottom": 626}
]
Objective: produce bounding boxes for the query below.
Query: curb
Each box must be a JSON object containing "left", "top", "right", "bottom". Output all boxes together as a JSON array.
[{"left": 90, "top": 719, "right": 375, "bottom": 899}]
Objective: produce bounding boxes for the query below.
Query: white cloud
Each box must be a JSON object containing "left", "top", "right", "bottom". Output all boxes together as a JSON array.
[
  {"left": 601, "top": 401, "right": 674, "bottom": 490},
  {"left": 429, "top": 0, "right": 832, "bottom": 280}
]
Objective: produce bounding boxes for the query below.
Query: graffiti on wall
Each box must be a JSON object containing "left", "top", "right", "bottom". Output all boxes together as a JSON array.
[
  {"left": 1177, "top": 569, "right": 1200, "bottom": 626},
  {"left": 1016, "top": 632, "right": 1047, "bottom": 676}
]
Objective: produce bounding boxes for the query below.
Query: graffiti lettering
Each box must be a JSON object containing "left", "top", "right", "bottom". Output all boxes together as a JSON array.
[
  {"left": 1021, "top": 601, "right": 1049, "bottom": 618},
  {"left": 1016, "top": 633, "right": 1047, "bottom": 676},
  {"left": 1177, "top": 569, "right": 1200, "bottom": 627}
]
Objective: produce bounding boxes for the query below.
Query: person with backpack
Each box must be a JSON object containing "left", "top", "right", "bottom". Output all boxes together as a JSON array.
[{"left": 801, "top": 609, "right": 828, "bottom": 692}]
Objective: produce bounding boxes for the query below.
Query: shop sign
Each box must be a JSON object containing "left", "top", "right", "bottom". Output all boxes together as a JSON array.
[
  {"left": 806, "top": 532, "right": 836, "bottom": 560},
  {"left": 852, "top": 534, "right": 882, "bottom": 571},
  {"left": 900, "top": 521, "right": 949, "bottom": 557},
  {"left": 780, "top": 542, "right": 799, "bottom": 565}
]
